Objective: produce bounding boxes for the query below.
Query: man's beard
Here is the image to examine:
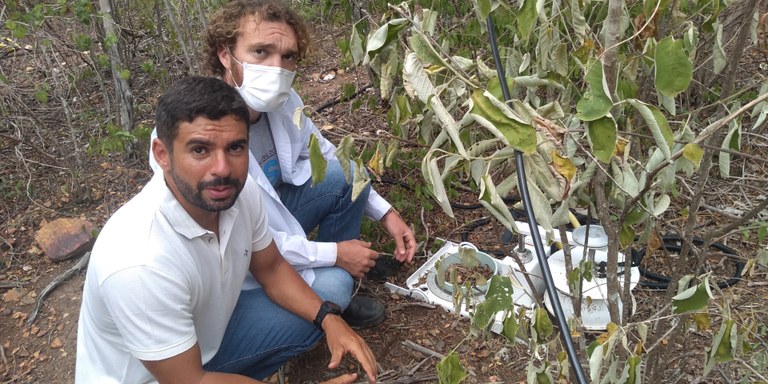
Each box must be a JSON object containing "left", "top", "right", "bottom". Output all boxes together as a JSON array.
[{"left": 170, "top": 164, "right": 243, "bottom": 212}]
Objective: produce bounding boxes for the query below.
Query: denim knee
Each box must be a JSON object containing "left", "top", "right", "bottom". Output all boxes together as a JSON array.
[{"left": 311, "top": 266, "right": 354, "bottom": 309}]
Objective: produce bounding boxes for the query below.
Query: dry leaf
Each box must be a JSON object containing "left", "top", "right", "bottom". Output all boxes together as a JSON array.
[{"left": 50, "top": 337, "right": 63, "bottom": 348}]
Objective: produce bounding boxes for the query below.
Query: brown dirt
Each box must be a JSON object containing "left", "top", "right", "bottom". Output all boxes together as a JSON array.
[{"left": 1, "top": 19, "right": 768, "bottom": 384}]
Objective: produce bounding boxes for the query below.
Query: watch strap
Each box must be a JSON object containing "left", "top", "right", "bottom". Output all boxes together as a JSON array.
[{"left": 313, "top": 301, "right": 342, "bottom": 329}]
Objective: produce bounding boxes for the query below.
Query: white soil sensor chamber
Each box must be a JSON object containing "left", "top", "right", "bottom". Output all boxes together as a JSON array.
[{"left": 384, "top": 223, "right": 639, "bottom": 333}]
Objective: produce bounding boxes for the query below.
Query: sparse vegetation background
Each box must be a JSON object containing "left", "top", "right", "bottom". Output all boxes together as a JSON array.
[{"left": 1, "top": 0, "right": 767, "bottom": 383}]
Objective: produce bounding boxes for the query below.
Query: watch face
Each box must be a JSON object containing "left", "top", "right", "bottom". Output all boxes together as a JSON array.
[{"left": 325, "top": 301, "right": 342, "bottom": 314}]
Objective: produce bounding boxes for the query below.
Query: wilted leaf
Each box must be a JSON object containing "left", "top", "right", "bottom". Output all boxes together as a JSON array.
[
  {"left": 367, "top": 141, "right": 385, "bottom": 176},
  {"left": 533, "top": 307, "right": 553, "bottom": 343},
  {"left": 713, "top": 23, "right": 726, "bottom": 74},
  {"left": 517, "top": 0, "right": 538, "bottom": 43},
  {"left": 351, "top": 158, "right": 370, "bottom": 202},
  {"left": 469, "top": 90, "right": 536, "bottom": 153},
  {"left": 364, "top": 18, "right": 408, "bottom": 64},
  {"left": 682, "top": 143, "right": 703, "bottom": 169},
  {"left": 334, "top": 136, "right": 355, "bottom": 183},
  {"left": 349, "top": 21, "right": 365, "bottom": 65},
  {"left": 719, "top": 121, "right": 741, "bottom": 178},
  {"left": 692, "top": 312, "right": 711, "bottom": 331},
  {"left": 576, "top": 61, "right": 612, "bottom": 121},
  {"left": 628, "top": 99, "right": 674, "bottom": 158},
  {"left": 309, "top": 135, "right": 327, "bottom": 186}
]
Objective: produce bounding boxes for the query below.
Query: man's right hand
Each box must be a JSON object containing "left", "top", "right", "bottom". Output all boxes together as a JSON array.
[{"left": 335, "top": 240, "right": 380, "bottom": 278}]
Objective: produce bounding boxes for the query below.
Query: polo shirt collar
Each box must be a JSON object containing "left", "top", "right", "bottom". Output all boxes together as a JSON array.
[{"left": 153, "top": 173, "right": 239, "bottom": 240}]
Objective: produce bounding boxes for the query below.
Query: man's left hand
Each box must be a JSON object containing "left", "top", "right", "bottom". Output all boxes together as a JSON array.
[
  {"left": 380, "top": 210, "right": 416, "bottom": 263},
  {"left": 322, "top": 315, "right": 378, "bottom": 384}
]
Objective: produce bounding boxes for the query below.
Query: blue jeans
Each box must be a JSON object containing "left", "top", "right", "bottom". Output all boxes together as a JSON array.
[
  {"left": 278, "top": 159, "right": 370, "bottom": 242},
  {"left": 204, "top": 267, "right": 354, "bottom": 379}
]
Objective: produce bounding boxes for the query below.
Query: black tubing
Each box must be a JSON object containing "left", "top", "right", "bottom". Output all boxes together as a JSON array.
[
  {"left": 486, "top": 16, "right": 588, "bottom": 384},
  {"left": 635, "top": 235, "right": 745, "bottom": 290}
]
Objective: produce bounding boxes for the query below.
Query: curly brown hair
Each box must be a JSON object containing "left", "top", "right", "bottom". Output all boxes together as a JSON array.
[{"left": 203, "top": 0, "right": 311, "bottom": 77}]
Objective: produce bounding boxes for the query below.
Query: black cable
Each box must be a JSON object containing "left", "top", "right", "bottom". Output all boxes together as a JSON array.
[
  {"left": 486, "top": 16, "right": 588, "bottom": 384},
  {"left": 635, "top": 235, "right": 745, "bottom": 290}
]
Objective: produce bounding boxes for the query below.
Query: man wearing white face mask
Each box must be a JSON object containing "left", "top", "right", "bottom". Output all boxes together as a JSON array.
[{"left": 151, "top": 0, "right": 417, "bottom": 330}]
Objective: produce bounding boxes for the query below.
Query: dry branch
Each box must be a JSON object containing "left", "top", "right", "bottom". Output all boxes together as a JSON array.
[{"left": 27, "top": 252, "right": 90, "bottom": 326}]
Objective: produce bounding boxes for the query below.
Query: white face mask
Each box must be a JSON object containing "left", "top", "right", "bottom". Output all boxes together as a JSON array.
[{"left": 230, "top": 54, "right": 295, "bottom": 112}]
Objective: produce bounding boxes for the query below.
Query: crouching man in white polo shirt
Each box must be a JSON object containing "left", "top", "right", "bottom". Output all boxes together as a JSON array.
[{"left": 75, "top": 76, "right": 377, "bottom": 384}]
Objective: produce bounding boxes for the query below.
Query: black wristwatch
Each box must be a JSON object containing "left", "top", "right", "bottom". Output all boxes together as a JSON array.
[{"left": 313, "top": 301, "right": 342, "bottom": 329}]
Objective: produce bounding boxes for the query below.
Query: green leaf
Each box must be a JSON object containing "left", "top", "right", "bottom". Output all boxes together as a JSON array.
[
  {"left": 105, "top": 32, "right": 118, "bottom": 49},
  {"left": 619, "top": 224, "right": 635, "bottom": 248},
  {"left": 436, "top": 351, "right": 468, "bottom": 384},
  {"left": 623, "top": 355, "right": 642, "bottom": 384},
  {"left": 517, "top": 0, "right": 538, "bottom": 43},
  {"left": 364, "top": 18, "right": 408, "bottom": 64},
  {"left": 654, "top": 37, "right": 692, "bottom": 97},
  {"left": 671, "top": 278, "right": 712, "bottom": 314},
  {"left": 502, "top": 312, "right": 520, "bottom": 342},
  {"left": 711, "top": 319, "right": 737, "bottom": 363},
  {"left": 309, "top": 134, "right": 327, "bottom": 186},
  {"left": 33, "top": 86, "right": 49, "bottom": 104},
  {"left": 474, "top": 276, "right": 515, "bottom": 329},
  {"left": 628, "top": 99, "right": 674, "bottom": 158},
  {"left": 576, "top": 61, "right": 612, "bottom": 121},
  {"left": 587, "top": 116, "right": 617, "bottom": 163},
  {"left": 75, "top": 33, "right": 93, "bottom": 51},
  {"left": 486, "top": 76, "right": 516, "bottom": 101},
  {"left": 334, "top": 135, "right": 355, "bottom": 183},
  {"left": 532, "top": 307, "right": 553, "bottom": 343},
  {"left": 475, "top": 0, "right": 493, "bottom": 20},
  {"left": 469, "top": 90, "right": 536, "bottom": 153}
]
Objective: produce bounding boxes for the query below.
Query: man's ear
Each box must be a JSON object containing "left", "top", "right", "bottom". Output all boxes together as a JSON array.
[
  {"left": 151, "top": 138, "right": 171, "bottom": 172},
  {"left": 218, "top": 45, "right": 231, "bottom": 72}
]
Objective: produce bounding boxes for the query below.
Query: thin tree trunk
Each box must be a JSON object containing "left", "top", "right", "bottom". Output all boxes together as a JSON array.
[
  {"left": 601, "top": 0, "right": 624, "bottom": 95},
  {"left": 162, "top": 0, "right": 196, "bottom": 73},
  {"left": 98, "top": 0, "right": 135, "bottom": 153}
]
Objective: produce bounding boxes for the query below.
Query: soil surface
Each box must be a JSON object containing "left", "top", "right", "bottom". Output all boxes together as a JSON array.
[{"left": 1, "top": 19, "right": 767, "bottom": 384}]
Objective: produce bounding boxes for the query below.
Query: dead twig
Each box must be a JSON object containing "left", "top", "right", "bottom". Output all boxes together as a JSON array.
[
  {"left": 0, "top": 281, "right": 24, "bottom": 289},
  {"left": 315, "top": 84, "right": 373, "bottom": 114},
  {"left": 401, "top": 339, "right": 445, "bottom": 359},
  {"left": 27, "top": 252, "right": 90, "bottom": 326}
]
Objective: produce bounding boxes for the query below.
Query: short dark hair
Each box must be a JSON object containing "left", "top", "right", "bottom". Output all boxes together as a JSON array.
[
  {"left": 204, "top": 0, "right": 311, "bottom": 77},
  {"left": 155, "top": 76, "right": 250, "bottom": 149}
]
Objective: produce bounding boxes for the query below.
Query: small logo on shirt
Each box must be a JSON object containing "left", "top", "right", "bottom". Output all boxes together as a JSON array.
[{"left": 243, "top": 249, "right": 249, "bottom": 258}]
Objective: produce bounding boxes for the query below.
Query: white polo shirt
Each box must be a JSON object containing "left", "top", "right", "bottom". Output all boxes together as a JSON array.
[{"left": 75, "top": 172, "right": 272, "bottom": 383}]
